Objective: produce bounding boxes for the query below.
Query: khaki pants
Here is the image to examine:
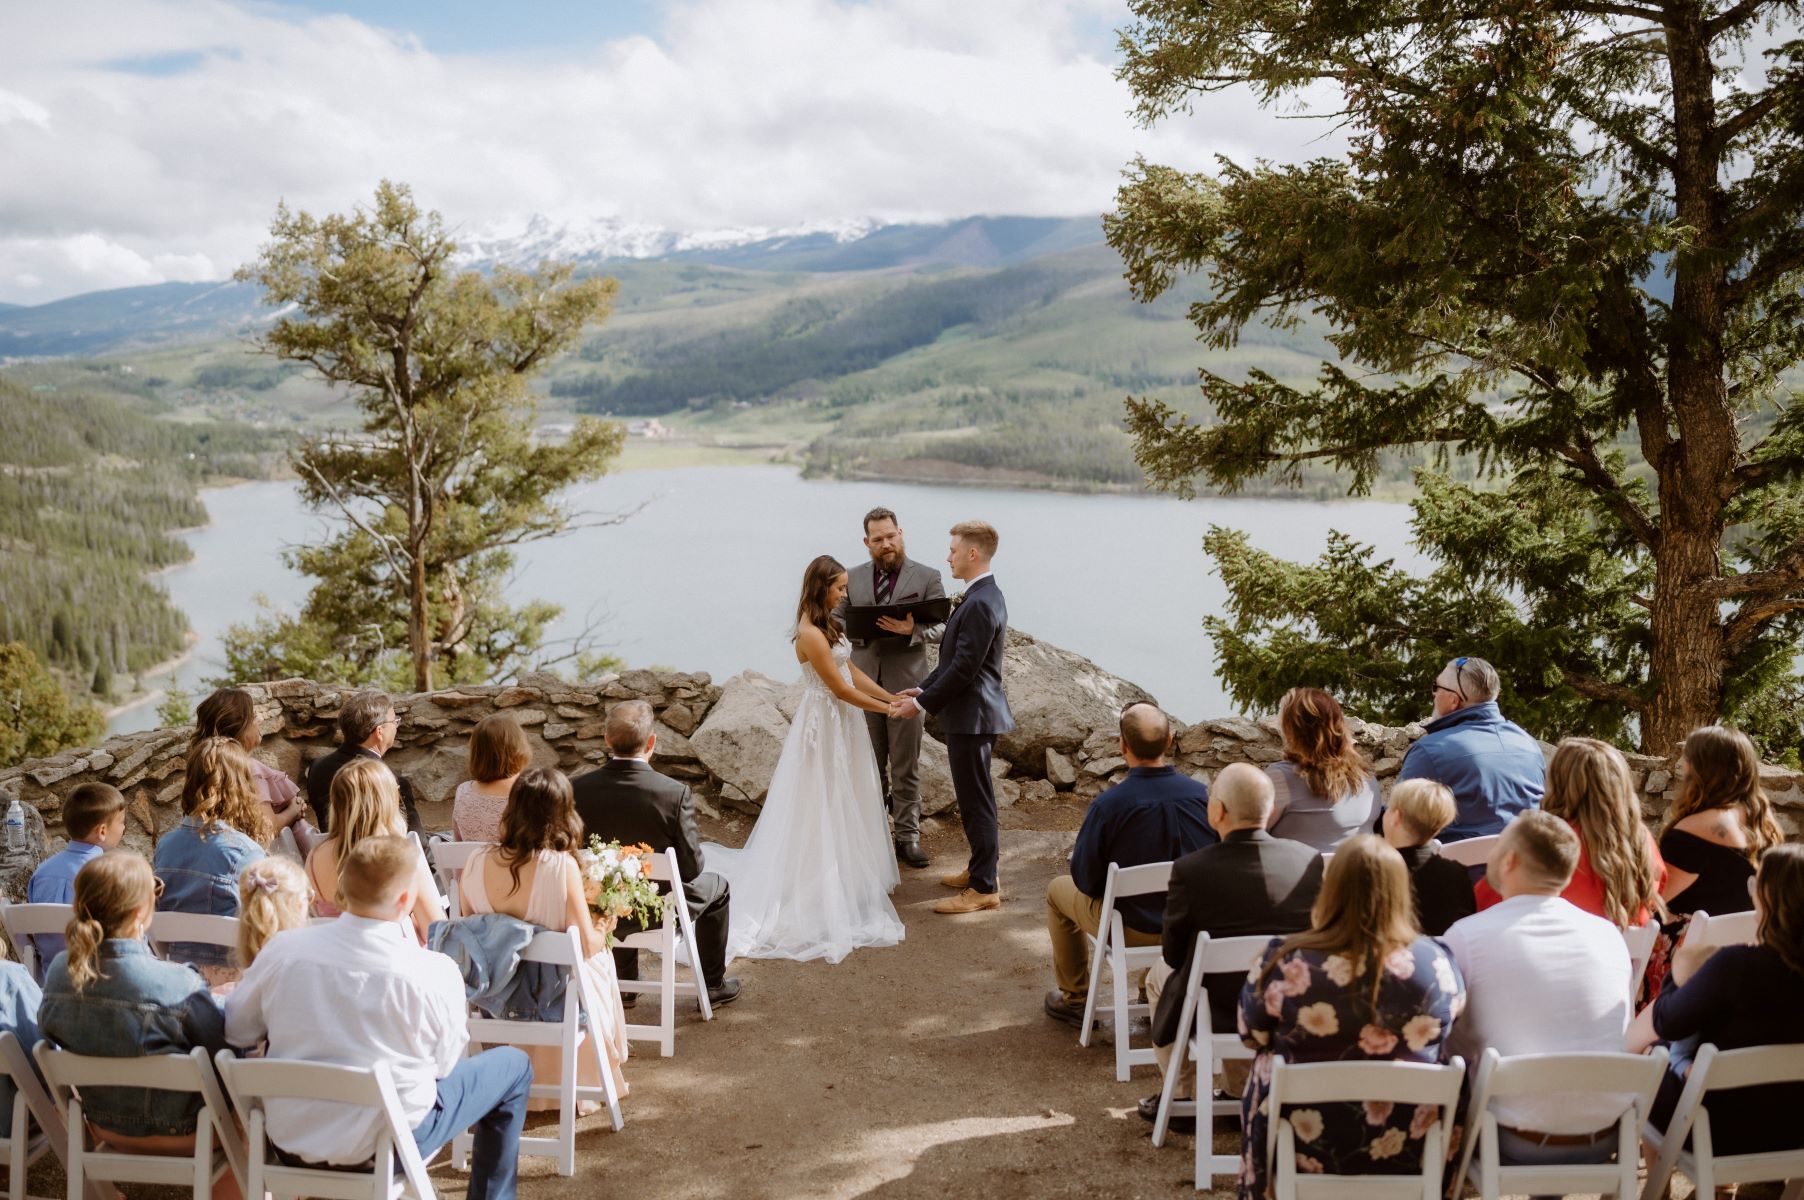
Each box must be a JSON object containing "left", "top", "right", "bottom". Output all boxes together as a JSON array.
[
  {"left": 1045, "top": 874, "right": 1161, "bottom": 1004},
  {"left": 1147, "top": 957, "right": 1250, "bottom": 1101}
]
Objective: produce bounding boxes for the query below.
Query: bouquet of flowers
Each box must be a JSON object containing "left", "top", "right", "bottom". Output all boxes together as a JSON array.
[{"left": 577, "top": 836, "right": 665, "bottom": 947}]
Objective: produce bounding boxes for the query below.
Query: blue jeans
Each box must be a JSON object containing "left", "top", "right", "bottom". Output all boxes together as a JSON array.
[
  {"left": 1495, "top": 1125, "right": 1617, "bottom": 1200},
  {"left": 411, "top": 1048, "right": 532, "bottom": 1200}
]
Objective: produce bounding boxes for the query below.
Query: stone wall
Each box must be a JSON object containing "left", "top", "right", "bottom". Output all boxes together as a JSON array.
[{"left": 5, "top": 629, "right": 1801, "bottom": 900}]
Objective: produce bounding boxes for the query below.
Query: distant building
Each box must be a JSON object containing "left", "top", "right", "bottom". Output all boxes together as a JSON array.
[{"left": 627, "top": 418, "right": 671, "bottom": 439}]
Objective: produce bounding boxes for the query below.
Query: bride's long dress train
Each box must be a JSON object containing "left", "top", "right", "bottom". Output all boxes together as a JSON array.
[{"left": 703, "top": 639, "right": 905, "bottom": 963}]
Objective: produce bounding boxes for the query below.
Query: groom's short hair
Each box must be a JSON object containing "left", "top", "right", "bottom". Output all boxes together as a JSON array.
[
  {"left": 605, "top": 700, "right": 656, "bottom": 756},
  {"left": 949, "top": 520, "right": 998, "bottom": 559}
]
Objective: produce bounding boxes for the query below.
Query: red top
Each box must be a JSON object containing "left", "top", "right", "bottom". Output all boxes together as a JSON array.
[{"left": 1474, "top": 820, "right": 1667, "bottom": 926}]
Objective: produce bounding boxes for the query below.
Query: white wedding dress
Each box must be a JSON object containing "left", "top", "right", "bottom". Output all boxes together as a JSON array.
[{"left": 703, "top": 637, "right": 906, "bottom": 963}]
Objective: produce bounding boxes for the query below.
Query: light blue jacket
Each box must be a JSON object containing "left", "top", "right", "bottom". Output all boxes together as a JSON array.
[
  {"left": 0, "top": 962, "right": 42, "bottom": 1122},
  {"left": 152, "top": 817, "right": 265, "bottom": 966},
  {"left": 1395, "top": 701, "right": 1545, "bottom": 840},
  {"left": 427, "top": 913, "right": 570, "bottom": 1022}
]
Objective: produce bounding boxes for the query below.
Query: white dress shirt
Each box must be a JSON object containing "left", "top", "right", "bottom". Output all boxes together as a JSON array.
[
  {"left": 225, "top": 914, "right": 469, "bottom": 1163},
  {"left": 1441, "top": 894, "right": 1632, "bottom": 1133}
]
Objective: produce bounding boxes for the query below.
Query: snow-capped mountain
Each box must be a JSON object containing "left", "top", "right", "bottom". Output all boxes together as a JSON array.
[{"left": 454, "top": 213, "right": 882, "bottom": 270}]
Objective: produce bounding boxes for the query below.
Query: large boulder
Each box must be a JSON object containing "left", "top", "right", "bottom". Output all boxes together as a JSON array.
[{"left": 690, "top": 672, "right": 793, "bottom": 809}]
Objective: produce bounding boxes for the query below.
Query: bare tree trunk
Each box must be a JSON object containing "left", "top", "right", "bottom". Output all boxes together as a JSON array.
[{"left": 408, "top": 548, "right": 430, "bottom": 692}]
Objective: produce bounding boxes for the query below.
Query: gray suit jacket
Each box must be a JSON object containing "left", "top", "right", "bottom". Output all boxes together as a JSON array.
[{"left": 835, "top": 557, "right": 946, "bottom": 690}]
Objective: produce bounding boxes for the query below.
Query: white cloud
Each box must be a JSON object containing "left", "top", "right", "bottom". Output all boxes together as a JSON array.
[{"left": 0, "top": 0, "right": 1342, "bottom": 304}]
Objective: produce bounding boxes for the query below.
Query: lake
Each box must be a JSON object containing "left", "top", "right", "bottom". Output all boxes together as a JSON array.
[{"left": 107, "top": 466, "right": 1429, "bottom": 734}]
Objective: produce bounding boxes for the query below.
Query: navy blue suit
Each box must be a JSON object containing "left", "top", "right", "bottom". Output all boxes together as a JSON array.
[{"left": 917, "top": 575, "right": 1014, "bottom": 893}]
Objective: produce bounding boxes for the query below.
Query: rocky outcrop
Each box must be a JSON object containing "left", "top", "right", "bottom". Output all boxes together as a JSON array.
[{"left": 5, "top": 630, "right": 1801, "bottom": 900}]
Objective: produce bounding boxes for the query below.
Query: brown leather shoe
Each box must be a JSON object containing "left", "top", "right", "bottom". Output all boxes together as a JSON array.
[
  {"left": 939, "top": 869, "right": 969, "bottom": 889},
  {"left": 933, "top": 888, "right": 1001, "bottom": 914}
]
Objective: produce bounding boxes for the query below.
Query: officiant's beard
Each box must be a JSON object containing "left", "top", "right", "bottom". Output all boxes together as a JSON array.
[{"left": 870, "top": 540, "right": 906, "bottom": 569}]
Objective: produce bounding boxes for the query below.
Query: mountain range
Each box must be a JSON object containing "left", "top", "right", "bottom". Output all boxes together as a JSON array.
[{"left": 0, "top": 214, "right": 1107, "bottom": 358}]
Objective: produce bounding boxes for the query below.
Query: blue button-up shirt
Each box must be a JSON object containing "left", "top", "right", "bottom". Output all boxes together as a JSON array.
[
  {"left": 25, "top": 840, "right": 106, "bottom": 966},
  {"left": 1070, "top": 764, "right": 1217, "bottom": 934}
]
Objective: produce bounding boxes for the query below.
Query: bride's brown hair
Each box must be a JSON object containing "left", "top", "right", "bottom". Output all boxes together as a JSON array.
[{"left": 794, "top": 555, "right": 847, "bottom": 642}]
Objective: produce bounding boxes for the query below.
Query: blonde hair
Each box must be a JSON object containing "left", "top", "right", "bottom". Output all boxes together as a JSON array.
[
  {"left": 467, "top": 714, "right": 530, "bottom": 784},
  {"left": 237, "top": 857, "right": 310, "bottom": 968},
  {"left": 1542, "top": 738, "right": 1661, "bottom": 926},
  {"left": 63, "top": 851, "right": 156, "bottom": 992},
  {"left": 1388, "top": 779, "right": 1457, "bottom": 844},
  {"left": 1260, "top": 835, "right": 1417, "bottom": 1014},
  {"left": 328, "top": 758, "right": 405, "bottom": 854},
  {"left": 182, "top": 737, "right": 273, "bottom": 846},
  {"left": 949, "top": 520, "right": 999, "bottom": 559},
  {"left": 338, "top": 835, "right": 418, "bottom": 912}
]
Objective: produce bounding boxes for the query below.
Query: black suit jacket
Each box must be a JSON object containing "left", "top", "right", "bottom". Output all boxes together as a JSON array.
[
  {"left": 1154, "top": 828, "right": 1325, "bottom": 1045},
  {"left": 570, "top": 758, "right": 705, "bottom": 884},
  {"left": 304, "top": 745, "right": 422, "bottom": 836},
  {"left": 917, "top": 575, "right": 1015, "bottom": 736}
]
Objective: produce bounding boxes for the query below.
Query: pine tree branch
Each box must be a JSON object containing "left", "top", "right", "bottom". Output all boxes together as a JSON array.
[
  {"left": 1724, "top": 597, "right": 1804, "bottom": 656},
  {"left": 1561, "top": 669, "right": 1644, "bottom": 708},
  {"left": 1550, "top": 437, "right": 1662, "bottom": 549},
  {"left": 1705, "top": 0, "right": 1772, "bottom": 37}
]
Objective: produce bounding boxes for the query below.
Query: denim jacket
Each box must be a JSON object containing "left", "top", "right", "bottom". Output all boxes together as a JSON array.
[
  {"left": 427, "top": 913, "right": 570, "bottom": 1021},
  {"left": 38, "top": 939, "right": 227, "bottom": 1137},
  {"left": 0, "top": 961, "right": 43, "bottom": 1123},
  {"left": 153, "top": 817, "right": 266, "bottom": 966}
]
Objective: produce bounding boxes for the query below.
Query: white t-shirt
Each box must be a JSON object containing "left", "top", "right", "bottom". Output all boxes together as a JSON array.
[{"left": 1441, "top": 894, "right": 1633, "bottom": 1133}]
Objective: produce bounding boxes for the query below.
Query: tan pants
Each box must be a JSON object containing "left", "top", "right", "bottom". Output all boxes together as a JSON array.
[
  {"left": 1045, "top": 874, "right": 1161, "bottom": 1004},
  {"left": 1147, "top": 957, "right": 1250, "bottom": 1101}
]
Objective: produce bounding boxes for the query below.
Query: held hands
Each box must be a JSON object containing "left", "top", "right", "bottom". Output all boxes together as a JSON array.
[
  {"left": 876, "top": 613, "right": 916, "bottom": 636},
  {"left": 889, "top": 687, "right": 923, "bottom": 719}
]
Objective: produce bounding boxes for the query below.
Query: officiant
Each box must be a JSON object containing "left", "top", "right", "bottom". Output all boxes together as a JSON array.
[{"left": 835, "top": 507, "right": 946, "bottom": 869}]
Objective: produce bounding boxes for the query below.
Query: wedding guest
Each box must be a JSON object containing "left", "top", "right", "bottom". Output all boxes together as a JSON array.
[
  {"left": 154, "top": 738, "right": 270, "bottom": 983},
  {"left": 236, "top": 857, "right": 311, "bottom": 970},
  {"left": 1628, "top": 843, "right": 1804, "bottom": 1158},
  {"left": 1658, "top": 725, "right": 1781, "bottom": 917},
  {"left": 192, "top": 687, "right": 305, "bottom": 836},
  {"left": 573, "top": 700, "right": 741, "bottom": 1008},
  {"left": 1236, "top": 836, "right": 1466, "bottom": 1200},
  {"left": 1043, "top": 701, "right": 1213, "bottom": 1027},
  {"left": 1444, "top": 811, "right": 1633, "bottom": 1181},
  {"left": 1392, "top": 656, "right": 1544, "bottom": 840},
  {"left": 304, "top": 691, "right": 422, "bottom": 836},
  {"left": 1379, "top": 778, "right": 1477, "bottom": 935},
  {"left": 38, "top": 852, "right": 236, "bottom": 1198},
  {"left": 458, "top": 767, "right": 628, "bottom": 1106},
  {"left": 304, "top": 758, "right": 443, "bottom": 941},
  {"left": 1266, "top": 687, "right": 1380, "bottom": 852},
  {"left": 454, "top": 714, "right": 530, "bottom": 843},
  {"left": 0, "top": 959, "right": 42, "bottom": 1125},
  {"left": 1476, "top": 738, "right": 1665, "bottom": 927},
  {"left": 226, "top": 836, "right": 532, "bottom": 1196},
  {"left": 26, "top": 781, "right": 127, "bottom": 967},
  {"left": 1140, "top": 763, "right": 1323, "bottom": 1130}
]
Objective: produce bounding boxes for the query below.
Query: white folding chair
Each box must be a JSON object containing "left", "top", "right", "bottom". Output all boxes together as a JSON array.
[
  {"left": 619, "top": 848, "right": 713, "bottom": 1056},
  {"left": 1679, "top": 908, "right": 1759, "bottom": 950},
  {"left": 214, "top": 1050, "right": 438, "bottom": 1200},
  {"left": 146, "top": 912, "right": 242, "bottom": 967},
  {"left": 1267, "top": 1056, "right": 1465, "bottom": 1200},
  {"left": 0, "top": 906, "right": 73, "bottom": 983},
  {"left": 1621, "top": 920, "right": 1658, "bottom": 1000},
  {"left": 34, "top": 1044, "right": 245, "bottom": 1200},
  {"left": 1640, "top": 1042, "right": 1804, "bottom": 1200},
  {"left": 428, "top": 840, "right": 493, "bottom": 915},
  {"left": 1077, "top": 860, "right": 1172, "bottom": 1082},
  {"left": 407, "top": 833, "right": 448, "bottom": 908},
  {"left": 1436, "top": 834, "right": 1500, "bottom": 868},
  {"left": 0, "top": 1031, "right": 113, "bottom": 1200},
  {"left": 1455, "top": 1047, "right": 1668, "bottom": 1200},
  {"left": 450, "top": 924, "right": 624, "bottom": 1174},
  {"left": 1150, "top": 931, "right": 1280, "bottom": 1191}
]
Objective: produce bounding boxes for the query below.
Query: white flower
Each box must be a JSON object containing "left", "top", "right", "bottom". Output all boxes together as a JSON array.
[
  {"left": 602, "top": 848, "right": 621, "bottom": 868},
  {"left": 620, "top": 857, "right": 641, "bottom": 880}
]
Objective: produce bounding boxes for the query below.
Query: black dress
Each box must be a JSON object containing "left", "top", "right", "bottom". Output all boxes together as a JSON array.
[
  {"left": 1649, "top": 943, "right": 1804, "bottom": 1154},
  {"left": 1657, "top": 827, "right": 1755, "bottom": 917}
]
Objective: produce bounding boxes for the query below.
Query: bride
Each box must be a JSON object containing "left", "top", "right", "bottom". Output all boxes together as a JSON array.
[{"left": 704, "top": 555, "right": 907, "bottom": 963}]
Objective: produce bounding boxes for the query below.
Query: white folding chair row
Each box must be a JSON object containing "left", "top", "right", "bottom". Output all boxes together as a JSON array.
[
  {"left": 1679, "top": 907, "right": 1758, "bottom": 950},
  {"left": 619, "top": 847, "right": 714, "bottom": 1057},
  {"left": 1434, "top": 833, "right": 1500, "bottom": 868},
  {"left": 1453, "top": 1047, "right": 1668, "bottom": 1199},
  {"left": 1078, "top": 860, "right": 1171, "bottom": 1081},
  {"left": 407, "top": 832, "right": 450, "bottom": 909},
  {"left": 428, "top": 839, "right": 494, "bottom": 916},
  {"left": 215, "top": 1050, "right": 439, "bottom": 1200},
  {"left": 1620, "top": 920, "right": 1658, "bottom": 1001},
  {"left": 452, "top": 925, "right": 623, "bottom": 1177},
  {"left": 33, "top": 1043, "right": 246, "bottom": 1200},
  {"left": 0, "top": 905, "right": 72, "bottom": 984},
  {"left": 1639, "top": 1042, "right": 1804, "bottom": 1200},
  {"left": 1149, "top": 930, "right": 1277, "bottom": 1190},
  {"left": 1267, "top": 1056, "right": 1466, "bottom": 1200},
  {"left": 145, "top": 911, "right": 241, "bottom": 964},
  {"left": 0, "top": 1031, "right": 112, "bottom": 1200}
]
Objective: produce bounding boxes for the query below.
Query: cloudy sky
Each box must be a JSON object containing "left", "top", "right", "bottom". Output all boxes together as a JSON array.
[{"left": 0, "top": 0, "right": 1341, "bottom": 305}]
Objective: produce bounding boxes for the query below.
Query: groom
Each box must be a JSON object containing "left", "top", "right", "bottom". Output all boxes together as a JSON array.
[{"left": 892, "top": 520, "right": 1014, "bottom": 915}]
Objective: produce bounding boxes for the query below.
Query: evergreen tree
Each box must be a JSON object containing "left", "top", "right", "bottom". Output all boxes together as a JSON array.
[
  {"left": 1109, "top": 0, "right": 1804, "bottom": 754},
  {"left": 0, "top": 642, "right": 102, "bottom": 768}
]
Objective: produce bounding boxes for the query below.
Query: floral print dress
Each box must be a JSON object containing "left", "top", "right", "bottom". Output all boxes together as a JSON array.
[{"left": 1236, "top": 937, "right": 1466, "bottom": 1199}]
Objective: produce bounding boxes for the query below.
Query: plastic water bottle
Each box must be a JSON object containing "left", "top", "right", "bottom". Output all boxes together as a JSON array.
[{"left": 3, "top": 797, "right": 23, "bottom": 852}]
